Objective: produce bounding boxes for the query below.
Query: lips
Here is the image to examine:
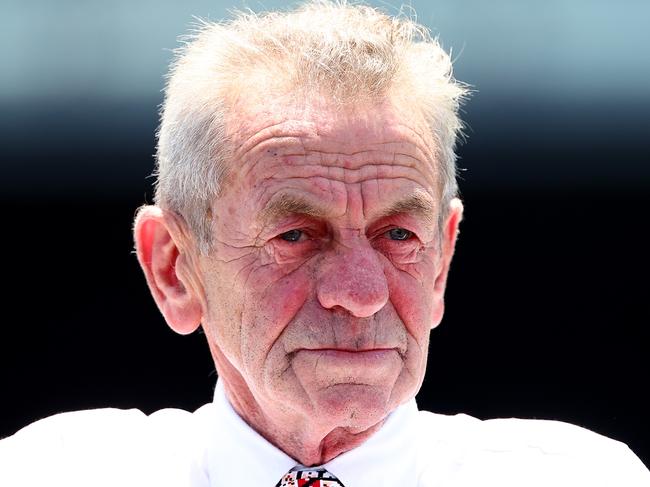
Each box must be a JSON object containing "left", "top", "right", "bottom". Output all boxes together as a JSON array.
[{"left": 294, "top": 348, "right": 401, "bottom": 367}]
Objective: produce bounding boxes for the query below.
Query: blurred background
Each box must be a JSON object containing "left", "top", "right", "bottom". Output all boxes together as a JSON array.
[{"left": 2, "top": 0, "right": 648, "bottom": 465}]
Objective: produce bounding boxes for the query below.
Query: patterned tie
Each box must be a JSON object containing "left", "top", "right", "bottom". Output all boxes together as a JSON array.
[{"left": 275, "top": 465, "right": 346, "bottom": 487}]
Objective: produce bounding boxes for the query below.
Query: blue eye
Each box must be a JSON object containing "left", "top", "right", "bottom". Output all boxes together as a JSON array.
[
  {"left": 388, "top": 228, "right": 412, "bottom": 241},
  {"left": 280, "top": 229, "right": 303, "bottom": 242}
]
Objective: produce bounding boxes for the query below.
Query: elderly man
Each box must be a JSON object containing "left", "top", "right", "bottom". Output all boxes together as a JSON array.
[{"left": 1, "top": 2, "right": 648, "bottom": 486}]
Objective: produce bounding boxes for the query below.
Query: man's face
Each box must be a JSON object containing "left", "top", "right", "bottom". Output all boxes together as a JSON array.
[{"left": 196, "top": 96, "right": 459, "bottom": 434}]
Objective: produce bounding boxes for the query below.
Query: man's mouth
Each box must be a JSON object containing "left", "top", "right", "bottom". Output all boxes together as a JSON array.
[{"left": 295, "top": 348, "right": 401, "bottom": 366}]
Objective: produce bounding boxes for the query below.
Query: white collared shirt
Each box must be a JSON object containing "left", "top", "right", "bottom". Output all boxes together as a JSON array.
[{"left": 1, "top": 381, "right": 648, "bottom": 486}]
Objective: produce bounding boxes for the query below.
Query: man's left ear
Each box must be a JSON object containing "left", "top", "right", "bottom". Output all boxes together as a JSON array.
[
  {"left": 133, "top": 205, "right": 204, "bottom": 335},
  {"left": 431, "top": 198, "right": 463, "bottom": 327}
]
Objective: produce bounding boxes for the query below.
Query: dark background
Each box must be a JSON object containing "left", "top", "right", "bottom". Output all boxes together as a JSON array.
[{"left": 2, "top": 0, "right": 648, "bottom": 467}]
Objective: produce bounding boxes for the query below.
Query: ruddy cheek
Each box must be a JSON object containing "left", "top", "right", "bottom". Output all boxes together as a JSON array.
[
  {"left": 244, "top": 263, "right": 312, "bottom": 337},
  {"left": 239, "top": 266, "right": 311, "bottom": 375},
  {"left": 386, "top": 266, "right": 434, "bottom": 335}
]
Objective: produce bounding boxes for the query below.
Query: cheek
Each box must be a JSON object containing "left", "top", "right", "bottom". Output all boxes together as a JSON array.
[
  {"left": 385, "top": 256, "right": 438, "bottom": 338},
  {"left": 238, "top": 262, "right": 312, "bottom": 368},
  {"left": 202, "top": 247, "right": 311, "bottom": 365}
]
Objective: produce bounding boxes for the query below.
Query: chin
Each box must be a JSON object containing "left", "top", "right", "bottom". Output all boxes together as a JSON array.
[{"left": 310, "top": 383, "right": 397, "bottom": 431}]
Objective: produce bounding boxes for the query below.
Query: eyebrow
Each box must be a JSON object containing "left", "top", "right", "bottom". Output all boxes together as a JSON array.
[
  {"left": 376, "top": 190, "right": 437, "bottom": 229},
  {"left": 259, "top": 193, "right": 330, "bottom": 225},
  {"left": 259, "top": 190, "right": 437, "bottom": 228}
]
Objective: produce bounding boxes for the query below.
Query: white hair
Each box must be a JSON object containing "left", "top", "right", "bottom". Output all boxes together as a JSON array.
[{"left": 155, "top": 0, "right": 469, "bottom": 253}]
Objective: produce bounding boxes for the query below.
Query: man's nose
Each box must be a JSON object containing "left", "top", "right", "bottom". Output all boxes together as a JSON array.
[{"left": 316, "top": 244, "right": 389, "bottom": 318}]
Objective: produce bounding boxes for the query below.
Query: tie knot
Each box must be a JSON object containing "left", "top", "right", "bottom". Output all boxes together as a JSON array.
[{"left": 275, "top": 465, "right": 346, "bottom": 487}]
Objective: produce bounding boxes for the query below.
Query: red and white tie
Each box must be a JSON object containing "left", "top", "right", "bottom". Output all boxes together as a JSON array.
[{"left": 275, "top": 465, "right": 346, "bottom": 487}]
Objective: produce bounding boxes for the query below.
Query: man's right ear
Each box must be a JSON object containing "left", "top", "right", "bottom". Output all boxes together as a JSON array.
[{"left": 133, "top": 205, "right": 203, "bottom": 335}]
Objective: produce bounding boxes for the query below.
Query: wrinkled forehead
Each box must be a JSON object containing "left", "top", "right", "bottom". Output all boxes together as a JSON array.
[{"left": 224, "top": 93, "right": 440, "bottom": 188}]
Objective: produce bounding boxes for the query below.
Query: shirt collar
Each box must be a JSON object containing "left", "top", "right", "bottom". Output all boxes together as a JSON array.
[
  {"left": 201, "top": 380, "right": 420, "bottom": 486},
  {"left": 201, "top": 380, "right": 296, "bottom": 486}
]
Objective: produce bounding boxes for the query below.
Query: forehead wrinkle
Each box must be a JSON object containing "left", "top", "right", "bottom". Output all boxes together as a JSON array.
[
  {"left": 300, "top": 139, "right": 430, "bottom": 166},
  {"left": 295, "top": 149, "right": 423, "bottom": 171},
  {"left": 231, "top": 117, "right": 315, "bottom": 159},
  {"left": 230, "top": 120, "right": 314, "bottom": 180},
  {"left": 236, "top": 136, "right": 308, "bottom": 183},
  {"left": 229, "top": 114, "right": 438, "bottom": 192},
  {"left": 267, "top": 168, "right": 434, "bottom": 189},
  {"left": 393, "top": 121, "right": 435, "bottom": 155}
]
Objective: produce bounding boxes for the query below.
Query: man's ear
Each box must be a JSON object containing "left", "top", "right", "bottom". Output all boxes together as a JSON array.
[
  {"left": 431, "top": 198, "right": 464, "bottom": 327},
  {"left": 443, "top": 197, "right": 463, "bottom": 261},
  {"left": 133, "top": 205, "right": 203, "bottom": 335}
]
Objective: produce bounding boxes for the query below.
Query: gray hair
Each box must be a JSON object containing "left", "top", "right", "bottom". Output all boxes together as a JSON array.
[{"left": 154, "top": 0, "right": 469, "bottom": 253}]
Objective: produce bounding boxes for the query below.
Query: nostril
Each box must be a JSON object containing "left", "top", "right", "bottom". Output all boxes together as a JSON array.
[{"left": 326, "top": 304, "right": 350, "bottom": 316}]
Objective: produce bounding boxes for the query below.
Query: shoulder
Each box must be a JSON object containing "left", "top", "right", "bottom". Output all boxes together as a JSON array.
[
  {"left": 412, "top": 411, "right": 650, "bottom": 486},
  {"left": 0, "top": 405, "right": 215, "bottom": 487},
  {"left": 1, "top": 406, "right": 204, "bottom": 449}
]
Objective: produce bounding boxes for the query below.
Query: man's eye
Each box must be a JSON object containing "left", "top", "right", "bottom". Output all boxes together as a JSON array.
[
  {"left": 279, "top": 229, "right": 303, "bottom": 242},
  {"left": 387, "top": 228, "right": 413, "bottom": 241}
]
